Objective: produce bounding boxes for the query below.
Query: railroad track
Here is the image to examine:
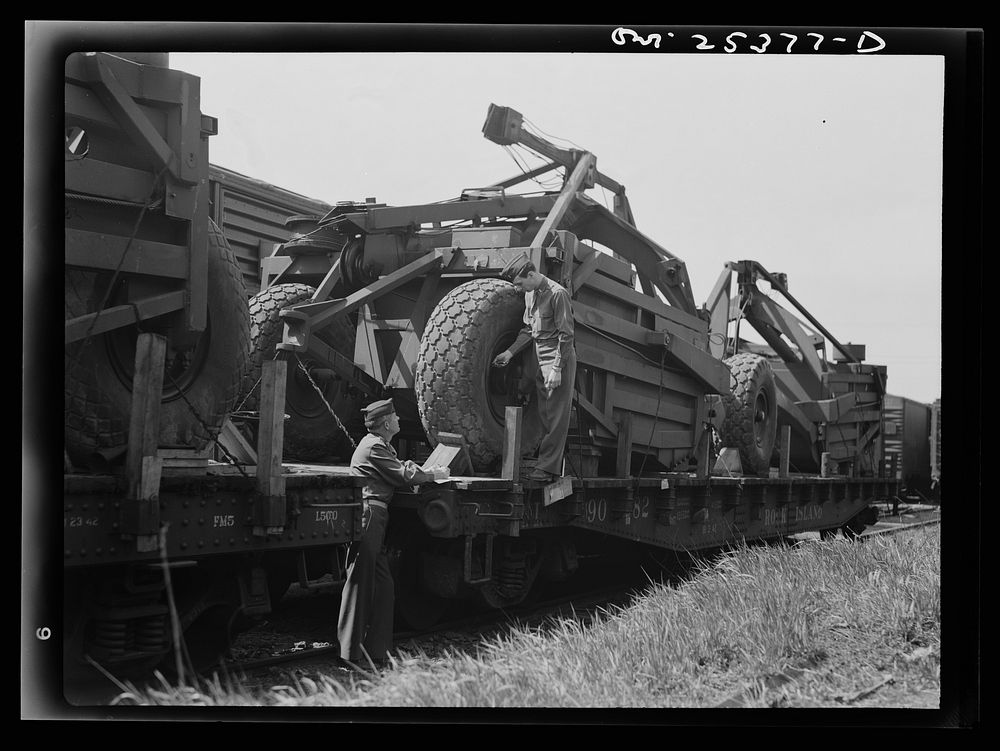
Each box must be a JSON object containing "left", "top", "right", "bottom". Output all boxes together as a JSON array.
[
  {"left": 223, "top": 514, "right": 941, "bottom": 680},
  {"left": 218, "top": 578, "right": 658, "bottom": 680},
  {"left": 864, "top": 517, "right": 940, "bottom": 537},
  {"left": 69, "top": 513, "right": 938, "bottom": 701}
]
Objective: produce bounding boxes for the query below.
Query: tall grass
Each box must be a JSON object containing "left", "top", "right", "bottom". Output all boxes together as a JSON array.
[{"left": 112, "top": 526, "right": 940, "bottom": 707}]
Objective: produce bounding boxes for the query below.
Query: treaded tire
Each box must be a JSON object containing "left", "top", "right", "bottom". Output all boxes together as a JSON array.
[
  {"left": 239, "top": 283, "right": 362, "bottom": 462},
  {"left": 720, "top": 353, "right": 778, "bottom": 476},
  {"left": 415, "top": 278, "right": 542, "bottom": 471},
  {"left": 64, "top": 220, "right": 249, "bottom": 467}
]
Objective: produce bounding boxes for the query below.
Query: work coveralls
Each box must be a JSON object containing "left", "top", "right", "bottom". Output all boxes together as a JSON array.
[
  {"left": 337, "top": 432, "right": 434, "bottom": 663},
  {"left": 509, "top": 275, "right": 577, "bottom": 477}
]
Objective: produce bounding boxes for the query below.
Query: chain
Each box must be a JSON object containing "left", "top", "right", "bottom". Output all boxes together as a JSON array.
[
  {"left": 707, "top": 423, "right": 735, "bottom": 479},
  {"left": 293, "top": 354, "right": 357, "bottom": 449},
  {"left": 729, "top": 293, "right": 752, "bottom": 358},
  {"left": 231, "top": 377, "right": 262, "bottom": 416},
  {"left": 708, "top": 423, "right": 722, "bottom": 463},
  {"left": 65, "top": 164, "right": 170, "bottom": 381},
  {"left": 163, "top": 369, "right": 251, "bottom": 479},
  {"left": 232, "top": 352, "right": 280, "bottom": 415},
  {"left": 158, "top": 348, "right": 358, "bottom": 473}
]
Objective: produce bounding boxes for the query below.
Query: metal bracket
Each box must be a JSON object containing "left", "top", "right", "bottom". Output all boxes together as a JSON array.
[{"left": 463, "top": 533, "right": 494, "bottom": 585}]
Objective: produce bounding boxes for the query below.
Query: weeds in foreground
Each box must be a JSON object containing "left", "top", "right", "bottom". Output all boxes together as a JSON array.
[{"left": 109, "top": 527, "right": 940, "bottom": 708}]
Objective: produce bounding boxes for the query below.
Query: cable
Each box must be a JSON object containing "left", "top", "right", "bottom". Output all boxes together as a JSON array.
[
  {"left": 65, "top": 163, "right": 170, "bottom": 380},
  {"left": 598, "top": 185, "right": 614, "bottom": 212},
  {"left": 163, "top": 368, "right": 251, "bottom": 479},
  {"left": 503, "top": 144, "right": 565, "bottom": 191},
  {"left": 577, "top": 321, "right": 672, "bottom": 370},
  {"left": 293, "top": 353, "right": 358, "bottom": 449},
  {"left": 522, "top": 117, "right": 585, "bottom": 152},
  {"left": 730, "top": 294, "right": 751, "bottom": 359},
  {"left": 707, "top": 332, "right": 727, "bottom": 348},
  {"left": 633, "top": 348, "right": 669, "bottom": 487}
]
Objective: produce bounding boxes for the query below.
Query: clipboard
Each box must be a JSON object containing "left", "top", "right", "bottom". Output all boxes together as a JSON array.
[{"left": 421, "top": 432, "right": 473, "bottom": 481}]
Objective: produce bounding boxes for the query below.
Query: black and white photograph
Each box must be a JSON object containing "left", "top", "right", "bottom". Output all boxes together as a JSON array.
[{"left": 24, "top": 22, "right": 980, "bottom": 725}]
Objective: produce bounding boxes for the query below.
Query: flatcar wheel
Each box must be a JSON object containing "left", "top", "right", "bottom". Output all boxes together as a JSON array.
[
  {"left": 165, "top": 604, "right": 241, "bottom": 677},
  {"left": 474, "top": 539, "right": 541, "bottom": 610},
  {"left": 475, "top": 578, "right": 536, "bottom": 610},
  {"left": 388, "top": 523, "right": 451, "bottom": 631}
]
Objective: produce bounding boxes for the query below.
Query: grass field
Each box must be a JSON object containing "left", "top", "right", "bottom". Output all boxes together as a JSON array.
[{"left": 110, "top": 525, "right": 941, "bottom": 709}]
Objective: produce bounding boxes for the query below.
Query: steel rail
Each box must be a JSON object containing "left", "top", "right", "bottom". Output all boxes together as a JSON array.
[
  {"left": 212, "top": 516, "right": 941, "bottom": 677},
  {"left": 218, "top": 582, "right": 644, "bottom": 676}
]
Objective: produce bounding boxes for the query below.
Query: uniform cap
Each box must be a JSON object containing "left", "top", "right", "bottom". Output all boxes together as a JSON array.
[
  {"left": 362, "top": 398, "right": 395, "bottom": 420},
  {"left": 500, "top": 252, "right": 532, "bottom": 282}
]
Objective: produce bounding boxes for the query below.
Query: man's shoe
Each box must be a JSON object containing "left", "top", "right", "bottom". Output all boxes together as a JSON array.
[
  {"left": 527, "top": 468, "right": 556, "bottom": 482},
  {"left": 339, "top": 656, "right": 365, "bottom": 673},
  {"left": 340, "top": 655, "right": 388, "bottom": 674}
]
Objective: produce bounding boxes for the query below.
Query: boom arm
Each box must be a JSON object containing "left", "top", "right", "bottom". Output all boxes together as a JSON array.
[{"left": 482, "top": 104, "right": 698, "bottom": 316}]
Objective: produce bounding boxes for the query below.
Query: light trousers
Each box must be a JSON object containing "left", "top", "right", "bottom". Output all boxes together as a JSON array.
[{"left": 534, "top": 344, "right": 577, "bottom": 476}]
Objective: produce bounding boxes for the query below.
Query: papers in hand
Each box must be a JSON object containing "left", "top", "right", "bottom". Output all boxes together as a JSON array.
[{"left": 420, "top": 462, "right": 452, "bottom": 483}]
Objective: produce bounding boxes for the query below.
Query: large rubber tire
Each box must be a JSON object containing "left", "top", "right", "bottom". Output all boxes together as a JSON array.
[
  {"left": 64, "top": 221, "right": 249, "bottom": 467},
  {"left": 415, "top": 278, "right": 543, "bottom": 472},
  {"left": 720, "top": 353, "right": 778, "bottom": 476},
  {"left": 239, "top": 283, "right": 362, "bottom": 462}
]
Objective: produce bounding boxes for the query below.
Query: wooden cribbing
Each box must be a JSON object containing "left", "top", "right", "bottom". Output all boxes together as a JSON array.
[
  {"left": 255, "top": 359, "right": 287, "bottom": 531},
  {"left": 501, "top": 406, "right": 523, "bottom": 482},
  {"left": 616, "top": 411, "right": 633, "bottom": 478},
  {"left": 125, "top": 332, "right": 166, "bottom": 551},
  {"left": 425, "top": 431, "right": 473, "bottom": 475},
  {"left": 126, "top": 332, "right": 166, "bottom": 501},
  {"left": 779, "top": 425, "right": 792, "bottom": 478}
]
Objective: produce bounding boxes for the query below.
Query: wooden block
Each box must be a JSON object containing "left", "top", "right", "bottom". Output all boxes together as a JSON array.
[
  {"left": 820, "top": 452, "right": 839, "bottom": 477},
  {"left": 543, "top": 476, "right": 575, "bottom": 506},
  {"left": 429, "top": 431, "right": 473, "bottom": 475},
  {"left": 136, "top": 534, "right": 159, "bottom": 553},
  {"left": 779, "top": 425, "right": 792, "bottom": 478},
  {"left": 160, "top": 466, "right": 212, "bottom": 477},
  {"left": 616, "top": 412, "right": 633, "bottom": 478},
  {"left": 257, "top": 359, "right": 287, "bottom": 499},
  {"left": 217, "top": 417, "right": 258, "bottom": 465},
  {"left": 501, "top": 407, "right": 523, "bottom": 481},
  {"left": 139, "top": 455, "right": 162, "bottom": 501},
  {"left": 713, "top": 447, "right": 743, "bottom": 476},
  {"left": 161, "top": 458, "right": 209, "bottom": 470},
  {"left": 158, "top": 446, "right": 213, "bottom": 460},
  {"left": 120, "top": 456, "right": 161, "bottom": 544},
  {"left": 127, "top": 333, "right": 166, "bottom": 501},
  {"left": 695, "top": 424, "right": 712, "bottom": 480}
]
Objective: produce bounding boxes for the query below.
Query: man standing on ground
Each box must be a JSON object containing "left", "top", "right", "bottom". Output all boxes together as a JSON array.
[
  {"left": 492, "top": 254, "right": 577, "bottom": 483},
  {"left": 338, "top": 398, "right": 449, "bottom": 669}
]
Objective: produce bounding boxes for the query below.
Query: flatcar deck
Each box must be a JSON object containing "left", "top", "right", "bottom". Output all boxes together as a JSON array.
[{"left": 64, "top": 461, "right": 897, "bottom": 563}]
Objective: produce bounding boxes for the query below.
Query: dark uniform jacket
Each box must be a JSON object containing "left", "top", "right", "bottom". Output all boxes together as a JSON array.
[{"left": 350, "top": 432, "right": 433, "bottom": 504}]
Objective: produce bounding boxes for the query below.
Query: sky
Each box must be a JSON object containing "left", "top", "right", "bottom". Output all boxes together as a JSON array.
[{"left": 169, "top": 49, "right": 945, "bottom": 404}]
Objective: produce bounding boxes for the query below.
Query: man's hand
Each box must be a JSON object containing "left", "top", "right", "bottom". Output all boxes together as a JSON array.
[
  {"left": 492, "top": 350, "right": 513, "bottom": 368},
  {"left": 543, "top": 367, "right": 561, "bottom": 396}
]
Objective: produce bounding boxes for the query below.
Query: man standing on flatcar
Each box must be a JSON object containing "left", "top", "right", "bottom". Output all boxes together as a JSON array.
[
  {"left": 338, "top": 398, "right": 449, "bottom": 669},
  {"left": 492, "top": 253, "right": 577, "bottom": 483}
]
